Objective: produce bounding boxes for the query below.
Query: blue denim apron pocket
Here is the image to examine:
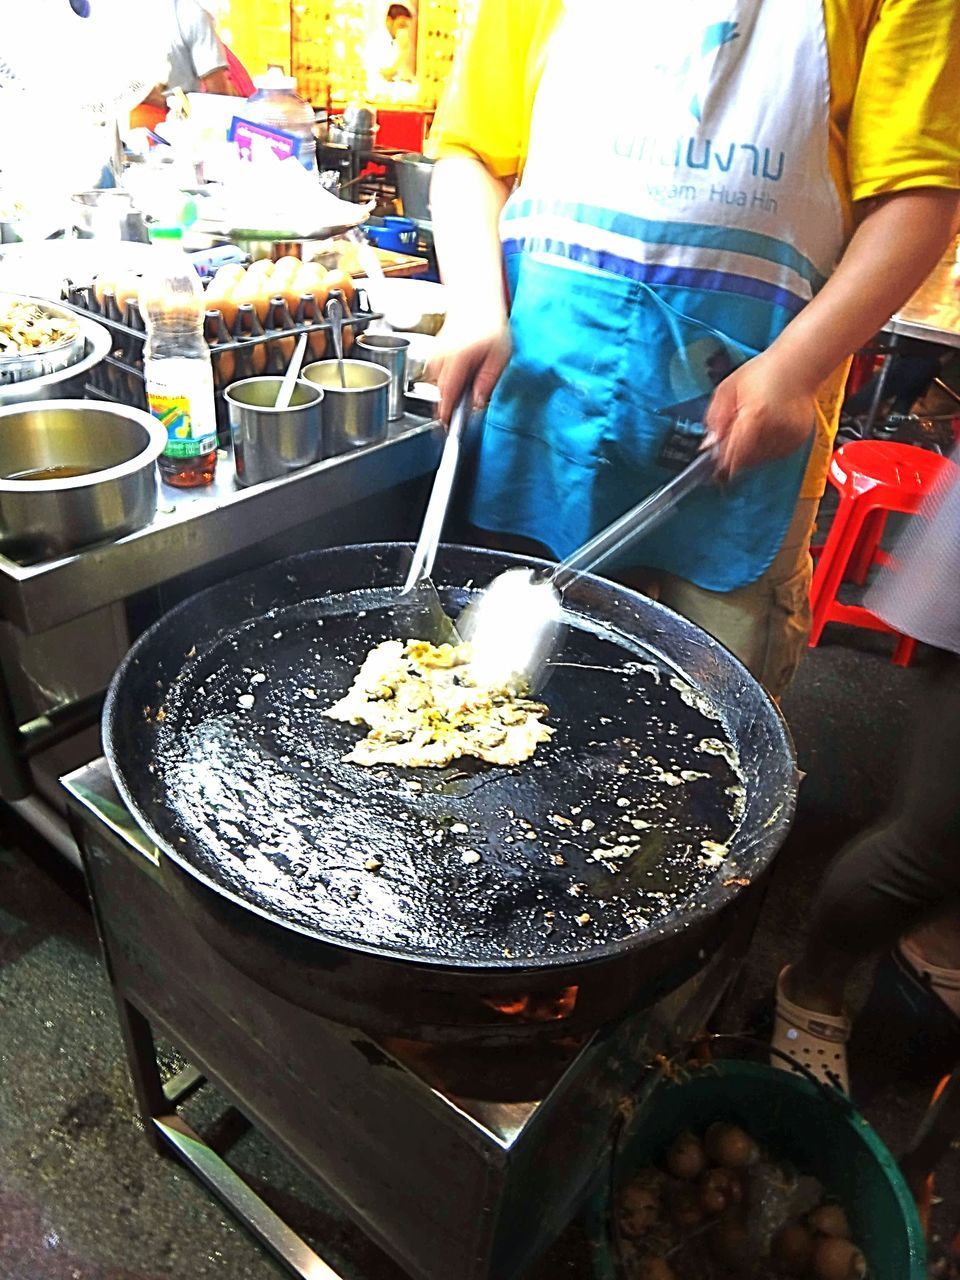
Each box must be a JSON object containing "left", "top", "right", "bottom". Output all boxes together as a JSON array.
[
  {"left": 470, "top": 254, "right": 637, "bottom": 553},
  {"left": 471, "top": 258, "right": 813, "bottom": 591}
]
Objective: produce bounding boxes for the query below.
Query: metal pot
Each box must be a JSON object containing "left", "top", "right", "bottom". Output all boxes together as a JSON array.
[
  {"left": 393, "top": 153, "right": 434, "bottom": 223},
  {"left": 302, "top": 358, "right": 389, "bottom": 453},
  {"left": 0, "top": 400, "right": 167, "bottom": 561},
  {"left": 0, "top": 295, "right": 88, "bottom": 386},
  {"left": 69, "top": 190, "right": 149, "bottom": 243},
  {"left": 225, "top": 376, "right": 325, "bottom": 487},
  {"left": 0, "top": 317, "right": 111, "bottom": 407}
]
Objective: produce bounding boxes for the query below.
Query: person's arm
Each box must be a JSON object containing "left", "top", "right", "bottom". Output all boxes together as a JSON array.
[
  {"left": 200, "top": 67, "right": 235, "bottom": 95},
  {"left": 428, "top": 157, "right": 514, "bottom": 421},
  {"left": 141, "top": 84, "right": 168, "bottom": 108},
  {"left": 705, "top": 187, "right": 960, "bottom": 478},
  {"left": 424, "top": 0, "right": 547, "bottom": 419}
]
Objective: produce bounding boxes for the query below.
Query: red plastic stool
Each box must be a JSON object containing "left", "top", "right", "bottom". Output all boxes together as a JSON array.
[{"left": 809, "top": 440, "right": 949, "bottom": 665}]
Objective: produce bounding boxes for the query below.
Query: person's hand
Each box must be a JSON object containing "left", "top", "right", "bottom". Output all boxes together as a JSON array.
[
  {"left": 703, "top": 350, "right": 818, "bottom": 480},
  {"left": 425, "top": 311, "right": 512, "bottom": 424}
]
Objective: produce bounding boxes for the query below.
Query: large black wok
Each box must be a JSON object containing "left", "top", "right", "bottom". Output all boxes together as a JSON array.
[{"left": 103, "top": 543, "right": 797, "bottom": 1044}]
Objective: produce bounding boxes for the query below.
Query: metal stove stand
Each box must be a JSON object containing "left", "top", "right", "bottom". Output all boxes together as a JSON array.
[{"left": 64, "top": 759, "right": 757, "bottom": 1280}]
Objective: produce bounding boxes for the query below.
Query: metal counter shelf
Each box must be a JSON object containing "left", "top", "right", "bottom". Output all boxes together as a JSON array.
[{"left": 0, "top": 412, "right": 443, "bottom": 635}]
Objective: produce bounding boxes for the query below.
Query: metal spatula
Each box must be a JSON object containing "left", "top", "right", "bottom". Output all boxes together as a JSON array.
[
  {"left": 391, "top": 390, "right": 472, "bottom": 646},
  {"left": 274, "top": 332, "right": 308, "bottom": 408},
  {"left": 458, "top": 447, "right": 717, "bottom": 691}
]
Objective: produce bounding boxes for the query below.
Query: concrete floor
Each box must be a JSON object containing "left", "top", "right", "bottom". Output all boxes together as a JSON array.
[{"left": 1, "top": 624, "right": 958, "bottom": 1279}]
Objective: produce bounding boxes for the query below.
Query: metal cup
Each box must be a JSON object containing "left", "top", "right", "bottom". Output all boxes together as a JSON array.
[
  {"left": 224, "top": 377, "right": 324, "bottom": 488},
  {"left": 355, "top": 333, "right": 410, "bottom": 421},
  {"left": 301, "top": 359, "right": 390, "bottom": 455}
]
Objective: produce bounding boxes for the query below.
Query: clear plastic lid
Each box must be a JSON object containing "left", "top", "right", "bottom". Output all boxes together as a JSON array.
[{"left": 250, "top": 67, "right": 299, "bottom": 95}]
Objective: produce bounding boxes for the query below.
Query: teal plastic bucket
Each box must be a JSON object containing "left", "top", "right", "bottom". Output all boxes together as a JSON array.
[{"left": 587, "top": 1061, "right": 925, "bottom": 1279}]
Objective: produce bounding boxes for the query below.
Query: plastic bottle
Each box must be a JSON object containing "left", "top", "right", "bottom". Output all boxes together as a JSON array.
[
  {"left": 244, "top": 68, "right": 317, "bottom": 172},
  {"left": 139, "top": 227, "right": 218, "bottom": 488}
]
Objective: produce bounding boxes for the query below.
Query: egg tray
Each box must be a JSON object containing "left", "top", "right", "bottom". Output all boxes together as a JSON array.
[{"left": 61, "top": 284, "right": 379, "bottom": 446}]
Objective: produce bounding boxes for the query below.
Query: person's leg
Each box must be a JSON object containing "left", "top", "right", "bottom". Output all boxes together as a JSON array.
[
  {"left": 905, "top": 910, "right": 960, "bottom": 972},
  {"left": 640, "top": 497, "right": 819, "bottom": 699},
  {"left": 787, "top": 650, "right": 960, "bottom": 1009},
  {"left": 900, "top": 909, "right": 960, "bottom": 1021},
  {"left": 774, "top": 652, "right": 960, "bottom": 1086}
]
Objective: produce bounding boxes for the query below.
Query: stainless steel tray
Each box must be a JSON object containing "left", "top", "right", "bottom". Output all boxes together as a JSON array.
[{"left": 0, "top": 412, "right": 442, "bottom": 634}]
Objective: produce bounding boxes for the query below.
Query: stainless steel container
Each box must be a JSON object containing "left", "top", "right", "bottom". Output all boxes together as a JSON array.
[
  {"left": 355, "top": 333, "right": 409, "bottom": 420},
  {"left": 0, "top": 316, "right": 111, "bottom": 407},
  {"left": 69, "top": 190, "right": 149, "bottom": 243},
  {"left": 0, "top": 400, "right": 166, "bottom": 561},
  {"left": 0, "top": 295, "right": 88, "bottom": 387},
  {"left": 393, "top": 153, "right": 434, "bottom": 223},
  {"left": 224, "top": 377, "right": 325, "bottom": 488},
  {"left": 302, "top": 359, "right": 390, "bottom": 455}
]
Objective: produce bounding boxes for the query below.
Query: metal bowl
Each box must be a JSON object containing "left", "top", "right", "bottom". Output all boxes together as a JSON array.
[
  {"left": 0, "top": 400, "right": 167, "bottom": 561},
  {"left": 0, "top": 294, "right": 88, "bottom": 386},
  {"left": 224, "top": 376, "right": 325, "bottom": 487},
  {"left": 0, "top": 316, "right": 111, "bottom": 407},
  {"left": 301, "top": 358, "right": 389, "bottom": 454}
]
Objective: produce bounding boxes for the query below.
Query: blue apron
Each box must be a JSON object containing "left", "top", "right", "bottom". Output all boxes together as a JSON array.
[{"left": 469, "top": 0, "right": 845, "bottom": 591}]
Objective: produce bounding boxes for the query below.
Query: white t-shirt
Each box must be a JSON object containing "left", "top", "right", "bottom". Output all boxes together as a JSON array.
[{"left": 163, "top": 0, "right": 227, "bottom": 93}]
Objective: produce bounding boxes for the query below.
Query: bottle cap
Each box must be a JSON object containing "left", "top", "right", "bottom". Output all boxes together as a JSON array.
[{"left": 252, "top": 66, "right": 298, "bottom": 93}]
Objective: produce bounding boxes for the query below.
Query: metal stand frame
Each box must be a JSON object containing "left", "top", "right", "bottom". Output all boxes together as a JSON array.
[
  {"left": 112, "top": 995, "right": 341, "bottom": 1279},
  {"left": 64, "top": 759, "right": 760, "bottom": 1280}
]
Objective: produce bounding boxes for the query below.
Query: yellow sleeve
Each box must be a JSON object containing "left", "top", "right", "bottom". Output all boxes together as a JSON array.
[
  {"left": 425, "top": 0, "right": 559, "bottom": 179},
  {"left": 848, "top": 0, "right": 960, "bottom": 200}
]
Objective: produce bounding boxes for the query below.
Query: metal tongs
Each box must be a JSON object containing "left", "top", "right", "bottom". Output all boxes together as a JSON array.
[
  {"left": 458, "top": 447, "right": 718, "bottom": 691},
  {"left": 393, "top": 390, "right": 471, "bottom": 646}
]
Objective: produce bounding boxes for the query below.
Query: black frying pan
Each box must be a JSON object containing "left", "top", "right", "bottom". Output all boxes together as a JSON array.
[{"left": 103, "top": 543, "right": 797, "bottom": 1042}]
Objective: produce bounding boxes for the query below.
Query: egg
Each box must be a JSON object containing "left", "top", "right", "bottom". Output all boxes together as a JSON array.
[
  {"left": 211, "top": 345, "right": 236, "bottom": 388},
  {"left": 324, "top": 267, "right": 357, "bottom": 351},
  {"left": 698, "top": 1167, "right": 741, "bottom": 1216},
  {"left": 771, "top": 1223, "right": 815, "bottom": 1276},
  {"left": 808, "top": 1204, "right": 851, "bottom": 1240},
  {"left": 295, "top": 263, "right": 329, "bottom": 303},
  {"left": 812, "top": 1237, "right": 867, "bottom": 1280},
  {"left": 664, "top": 1132, "right": 706, "bottom": 1181},
  {"left": 703, "top": 1123, "right": 759, "bottom": 1169},
  {"left": 293, "top": 264, "right": 330, "bottom": 358},
  {"left": 244, "top": 257, "right": 275, "bottom": 280},
  {"left": 270, "top": 330, "right": 296, "bottom": 370},
  {"left": 231, "top": 272, "right": 272, "bottom": 326},
  {"left": 111, "top": 273, "right": 142, "bottom": 321},
  {"left": 323, "top": 266, "right": 356, "bottom": 304},
  {"left": 232, "top": 293, "right": 268, "bottom": 375},
  {"left": 271, "top": 254, "right": 302, "bottom": 283},
  {"left": 636, "top": 1260, "right": 676, "bottom": 1280},
  {"left": 207, "top": 285, "right": 240, "bottom": 335},
  {"left": 210, "top": 263, "right": 246, "bottom": 293},
  {"left": 666, "top": 1182, "right": 703, "bottom": 1229},
  {"left": 710, "top": 1216, "right": 751, "bottom": 1270},
  {"left": 93, "top": 272, "right": 114, "bottom": 310}
]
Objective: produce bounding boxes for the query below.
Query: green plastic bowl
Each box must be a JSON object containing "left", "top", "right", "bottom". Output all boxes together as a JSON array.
[{"left": 587, "top": 1060, "right": 925, "bottom": 1280}]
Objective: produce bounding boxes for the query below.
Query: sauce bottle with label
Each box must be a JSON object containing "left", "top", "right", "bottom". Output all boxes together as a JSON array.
[{"left": 139, "top": 227, "right": 218, "bottom": 488}]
